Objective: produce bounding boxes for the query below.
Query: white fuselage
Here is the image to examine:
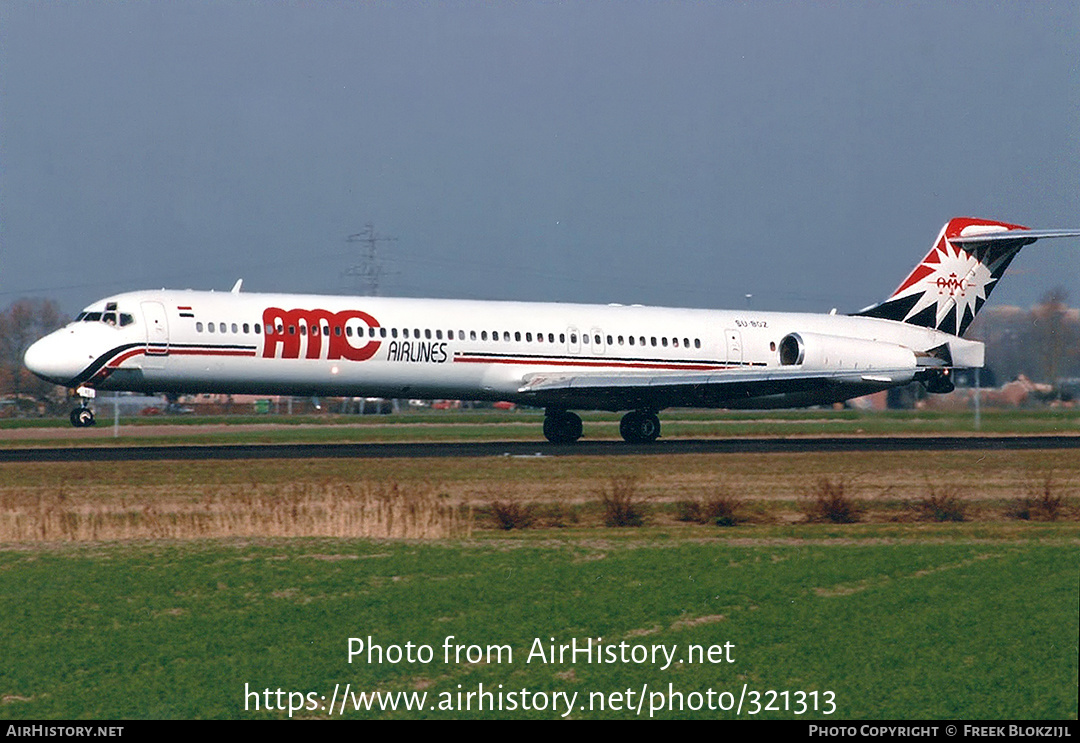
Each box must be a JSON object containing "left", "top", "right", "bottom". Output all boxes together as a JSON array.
[{"left": 26, "top": 289, "right": 982, "bottom": 411}]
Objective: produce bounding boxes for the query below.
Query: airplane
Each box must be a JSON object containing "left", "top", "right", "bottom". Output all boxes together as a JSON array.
[{"left": 23, "top": 217, "right": 1080, "bottom": 443}]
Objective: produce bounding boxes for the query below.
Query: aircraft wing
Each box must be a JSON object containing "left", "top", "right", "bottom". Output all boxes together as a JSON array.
[{"left": 516, "top": 366, "right": 919, "bottom": 412}]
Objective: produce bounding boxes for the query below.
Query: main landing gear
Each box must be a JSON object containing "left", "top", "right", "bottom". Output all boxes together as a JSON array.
[
  {"left": 543, "top": 410, "right": 583, "bottom": 444},
  {"left": 542, "top": 409, "right": 662, "bottom": 444},
  {"left": 619, "top": 410, "right": 661, "bottom": 444}
]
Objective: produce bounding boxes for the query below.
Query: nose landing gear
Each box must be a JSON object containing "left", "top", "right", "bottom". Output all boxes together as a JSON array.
[
  {"left": 69, "top": 387, "right": 96, "bottom": 428},
  {"left": 69, "top": 405, "right": 96, "bottom": 428}
]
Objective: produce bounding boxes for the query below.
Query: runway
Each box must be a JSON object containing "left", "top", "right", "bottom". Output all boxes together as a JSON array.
[{"left": 3, "top": 435, "right": 1080, "bottom": 462}]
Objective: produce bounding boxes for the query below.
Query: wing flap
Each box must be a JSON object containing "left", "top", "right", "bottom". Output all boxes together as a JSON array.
[{"left": 518, "top": 366, "right": 918, "bottom": 411}]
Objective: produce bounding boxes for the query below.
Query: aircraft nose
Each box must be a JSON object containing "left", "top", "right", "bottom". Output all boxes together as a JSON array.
[{"left": 23, "top": 331, "right": 88, "bottom": 386}]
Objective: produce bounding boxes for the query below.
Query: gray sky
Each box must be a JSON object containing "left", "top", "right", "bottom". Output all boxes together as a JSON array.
[{"left": 2, "top": 1, "right": 1078, "bottom": 318}]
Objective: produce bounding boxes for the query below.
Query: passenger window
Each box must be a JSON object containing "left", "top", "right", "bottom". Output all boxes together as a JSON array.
[
  {"left": 436, "top": 330, "right": 442, "bottom": 340},
  {"left": 391, "top": 328, "right": 398, "bottom": 338},
  {"left": 629, "top": 336, "right": 635, "bottom": 346},
  {"left": 243, "top": 323, "right": 249, "bottom": 333},
  {"left": 208, "top": 323, "right": 215, "bottom": 333},
  {"left": 196, "top": 322, "right": 204, "bottom": 332},
  {"left": 503, "top": 331, "right": 510, "bottom": 342},
  {"left": 695, "top": 339, "right": 701, "bottom": 348},
  {"left": 560, "top": 333, "right": 565, "bottom": 343},
  {"left": 470, "top": 331, "right": 477, "bottom": 341},
  {"left": 525, "top": 332, "right": 532, "bottom": 342},
  {"left": 301, "top": 325, "right": 307, "bottom": 336},
  {"left": 515, "top": 332, "right": 521, "bottom": 342},
  {"left": 425, "top": 329, "right": 432, "bottom": 340},
  {"left": 380, "top": 328, "right": 387, "bottom": 338},
  {"left": 650, "top": 337, "right": 656, "bottom": 347},
  {"left": 219, "top": 323, "right": 226, "bottom": 333},
  {"left": 255, "top": 324, "right": 261, "bottom": 334},
  {"left": 662, "top": 337, "right": 668, "bottom": 347},
  {"left": 232, "top": 323, "right": 239, "bottom": 333}
]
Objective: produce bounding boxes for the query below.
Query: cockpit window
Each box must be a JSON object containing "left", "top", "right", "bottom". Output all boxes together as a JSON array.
[{"left": 78, "top": 308, "right": 135, "bottom": 327}]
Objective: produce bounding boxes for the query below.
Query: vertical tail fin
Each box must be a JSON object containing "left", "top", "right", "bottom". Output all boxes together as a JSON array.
[{"left": 855, "top": 217, "right": 1038, "bottom": 336}]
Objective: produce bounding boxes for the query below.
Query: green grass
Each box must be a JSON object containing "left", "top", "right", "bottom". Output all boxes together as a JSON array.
[
  {"left": 1, "top": 527, "right": 1076, "bottom": 719},
  {"left": 2, "top": 408, "right": 1079, "bottom": 448}
]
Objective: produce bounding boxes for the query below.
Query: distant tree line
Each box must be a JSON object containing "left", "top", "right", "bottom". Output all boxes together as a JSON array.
[
  {"left": 968, "top": 288, "right": 1080, "bottom": 386},
  {"left": 0, "top": 298, "right": 66, "bottom": 416}
]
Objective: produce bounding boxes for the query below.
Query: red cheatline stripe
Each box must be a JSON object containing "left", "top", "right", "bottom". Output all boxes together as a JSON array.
[
  {"left": 453, "top": 356, "right": 731, "bottom": 371},
  {"left": 106, "top": 348, "right": 147, "bottom": 367},
  {"left": 105, "top": 347, "right": 257, "bottom": 368}
]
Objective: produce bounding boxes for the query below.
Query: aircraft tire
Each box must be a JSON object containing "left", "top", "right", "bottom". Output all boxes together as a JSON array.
[
  {"left": 70, "top": 408, "right": 96, "bottom": 428},
  {"left": 543, "top": 411, "right": 583, "bottom": 444},
  {"left": 620, "top": 411, "right": 660, "bottom": 443}
]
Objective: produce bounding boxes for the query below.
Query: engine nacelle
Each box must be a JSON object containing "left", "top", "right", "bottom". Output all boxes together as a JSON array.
[{"left": 778, "top": 332, "right": 918, "bottom": 373}]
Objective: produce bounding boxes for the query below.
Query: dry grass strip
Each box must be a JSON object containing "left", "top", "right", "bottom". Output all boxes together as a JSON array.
[{"left": 0, "top": 481, "right": 471, "bottom": 542}]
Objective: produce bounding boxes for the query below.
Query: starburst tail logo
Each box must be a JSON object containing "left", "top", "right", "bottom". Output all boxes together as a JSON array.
[{"left": 856, "top": 217, "right": 1030, "bottom": 336}]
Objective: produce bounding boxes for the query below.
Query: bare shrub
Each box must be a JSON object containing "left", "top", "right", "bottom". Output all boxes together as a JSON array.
[
  {"left": 910, "top": 486, "right": 967, "bottom": 522},
  {"left": 704, "top": 494, "right": 746, "bottom": 527},
  {"left": 1007, "top": 472, "right": 1066, "bottom": 521},
  {"left": 675, "top": 500, "right": 703, "bottom": 522},
  {"left": 801, "top": 477, "right": 862, "bottom": 524},
  {"left": 488, "top": 500, "right": 534, "bottom": 530},
  {"left": 599, "top": 476, "right": 647, "bottom": 527},
  {"left": 677, "top": 494, "right": 746, "bottom": 526}
]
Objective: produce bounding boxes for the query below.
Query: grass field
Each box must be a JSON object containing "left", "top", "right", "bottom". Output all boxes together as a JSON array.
[
  {"left": 0, "top": 528, "right": 1076, "bottom": 719},
  {"left": 1, "top": 415, "right": 1077, "bottom": 719},
  {"left": 2, "top": 407, "right": 1079, "bottom": 447}
]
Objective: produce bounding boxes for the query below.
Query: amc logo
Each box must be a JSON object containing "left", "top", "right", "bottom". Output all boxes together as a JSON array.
[
  {"left": 262, "top": 307, "right": 381, "bottom": 361},
  {"left": 935, "top": 273, "right": 967, "bottom": 296}
]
